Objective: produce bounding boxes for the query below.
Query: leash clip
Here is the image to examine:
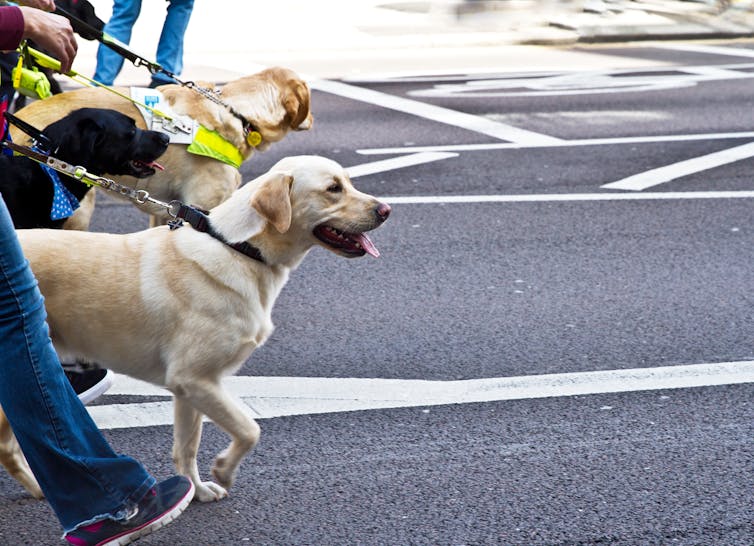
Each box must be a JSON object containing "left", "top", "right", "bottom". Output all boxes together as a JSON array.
[{"left": 134, "top": 190, "right": 150, "bottom": 204}]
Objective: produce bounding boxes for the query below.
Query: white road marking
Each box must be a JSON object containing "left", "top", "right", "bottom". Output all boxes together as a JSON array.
[
  {"left": 91, "top": 361, "right": 754, "bottom": 429},
  {"left": 381, "top": 191, "right": 754, "bottom": 205},
  {"left": 350, "top": 133, "right": 754, "bottom": 191},
  {"left": 401, "top": 63, "right": 754, "bottom": 98},
  {"left": 355, "top": 131, "right": 754, "bottom": 155},
  {"left": 347, "top": 152, "right": 458, "bottom": 178},
  {"left": 315, "top": 71, "right": 754, "bottom": 189},
  {"left": 658, "top": 43, "right": 754, "bottom": 59},
  {"left": 602, "top": 141, "right": 754, "bottom": 191},
  {"left": 311, "top": 78, "right": 563, "bottom": 145},
  {"left": 407, "top": 73, "right": 695, "bottom": 98}
]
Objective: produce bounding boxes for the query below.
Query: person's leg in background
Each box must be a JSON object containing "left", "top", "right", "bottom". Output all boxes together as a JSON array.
[
  {"left": 0, "top": 195, "right": 193, "bottom": 543},
  {"left": 150, "top": 0, "right": 194, "bottom": 87},
  {"left": 93, "top": 0, "right": 142, "bottom": 85}
]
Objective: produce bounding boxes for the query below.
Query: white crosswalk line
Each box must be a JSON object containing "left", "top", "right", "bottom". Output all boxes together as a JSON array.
[{"left": 91, "top": 361, "right": 754, "bottom": 429}]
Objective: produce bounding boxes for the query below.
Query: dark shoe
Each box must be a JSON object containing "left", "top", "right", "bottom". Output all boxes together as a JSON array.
[
  {"left": 65, "top": 368, "right": 114, "bottom": 405},
  {"left": 64, "top": 476, "right": 195, "bottom": 546}
]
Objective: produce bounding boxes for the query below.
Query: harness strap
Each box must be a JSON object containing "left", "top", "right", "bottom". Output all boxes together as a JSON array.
[{"left": 4, "top": 112, "right": 52, "bottom": 151}]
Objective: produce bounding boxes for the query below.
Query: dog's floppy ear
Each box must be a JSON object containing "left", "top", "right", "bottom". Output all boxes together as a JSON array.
[
  {"left": 250, "top": 172, "right": 293, "bottom": 233},
  {"left": 76, "top": 118, "right": 104, "bottom": 158},
  {"left": 283, "top": 80, "right": 312, "bottom": 131},
  {"left": 43, "top": 115, "right": 101, "bottom": 159}
]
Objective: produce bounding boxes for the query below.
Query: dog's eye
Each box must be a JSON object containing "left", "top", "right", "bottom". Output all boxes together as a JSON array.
[{"left": 327, "top": 183, "right": 342, "bottom": 193}]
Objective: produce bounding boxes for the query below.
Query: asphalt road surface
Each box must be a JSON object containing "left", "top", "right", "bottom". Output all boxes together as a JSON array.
[{"left": 1, "top": 41, "right": 752, "bottom": 545}]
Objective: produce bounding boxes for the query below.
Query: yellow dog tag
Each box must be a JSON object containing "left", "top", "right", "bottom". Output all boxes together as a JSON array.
[{"left": 246, "top": 130, "right": 262, "bottom": 148}]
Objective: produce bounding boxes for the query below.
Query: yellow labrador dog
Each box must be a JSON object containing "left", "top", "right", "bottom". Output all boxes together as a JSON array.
[
  {"left": 10, "top": 67, "right": 313, "bottom": 229},
  {"left": 0, "top": 156, "right": 390, "bottom": 502}
]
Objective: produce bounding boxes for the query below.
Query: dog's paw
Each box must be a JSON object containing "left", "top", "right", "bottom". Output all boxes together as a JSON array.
[
  {"left": 211, "top": 457, "right": 236, "bottom": 489},
  {"left": 212, "top": 449, "right": 238, "bottom": 489},
  {"left": 194, "top": 481, "right": 228, "bottom": 502}
]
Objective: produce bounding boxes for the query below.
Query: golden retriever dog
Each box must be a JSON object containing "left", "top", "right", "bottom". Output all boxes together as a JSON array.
[
  {"left": 0, "top": 156, "right": 390, "bottom": 502},
  {"left": 10, "top": 67, "right": 313, "bottom": 229}
]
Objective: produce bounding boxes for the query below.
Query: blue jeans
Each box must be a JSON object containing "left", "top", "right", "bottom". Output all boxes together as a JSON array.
[
  {"left": 0, "top": 196, "right": 154, "bottom": 533},
  {"left": 94, "top": 0, "right": 195, "bottom": 86}
]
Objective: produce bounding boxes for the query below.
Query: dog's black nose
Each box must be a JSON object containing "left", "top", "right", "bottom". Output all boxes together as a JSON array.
[
  {"left": 375, "top": 202, "right": 391, "bottom": 222},
  {"left": 156, "top": 132, "right": 170, "bottom": 146}
]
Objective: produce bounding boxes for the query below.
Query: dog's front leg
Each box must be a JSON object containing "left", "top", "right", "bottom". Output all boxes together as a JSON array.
[
  {"left": 0, "top": 407, "right": 44, "bottom": 499},
  {"left": 171, "top": 381, "right": 260, "bottom": 498},
  {"left": 172, "top": 395, "right": 229, "bottom": 502},
  {"left": 208, "top": 396, "right": 261, "bottom": 492}
]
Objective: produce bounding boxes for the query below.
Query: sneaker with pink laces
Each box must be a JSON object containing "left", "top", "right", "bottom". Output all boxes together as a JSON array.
[{"left": 64, "top": 475, "right": 195, "bottom": 546}]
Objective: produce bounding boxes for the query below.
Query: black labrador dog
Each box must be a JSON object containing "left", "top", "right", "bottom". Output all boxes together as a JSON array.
[{"left": 1, "top": 108, "right": 169, "bottom": 229}]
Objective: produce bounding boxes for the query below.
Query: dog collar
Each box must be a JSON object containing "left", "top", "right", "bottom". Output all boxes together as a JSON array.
[
  {"left": 212, "top": 87, "right": 263, "bottom": 148},
  {"left": 170, "top": 203, "right": 266, "bottom": 264}
]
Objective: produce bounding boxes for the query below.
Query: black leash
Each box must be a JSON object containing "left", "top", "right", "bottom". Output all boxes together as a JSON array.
[
  {"left": 55, "top": 6, "right": 163, "bottom": 75},
  {"left": 4, "top": 112, "right": 53, "bottom": 152}
]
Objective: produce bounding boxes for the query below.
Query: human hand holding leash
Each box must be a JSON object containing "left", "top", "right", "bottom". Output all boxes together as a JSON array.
[
  {"left": 17, "top": 0, "right": 56, "bottom": 10},
  {"left": 19, "top": 5, "right": 77, "bottom": 72}
]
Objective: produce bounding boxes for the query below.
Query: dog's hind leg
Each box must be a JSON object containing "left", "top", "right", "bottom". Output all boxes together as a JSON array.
[
  {"left": 170, "top": 381, "right": 260, "bottom": 501},
  {"left": 0, "top": 407, "right": 44, "bottom": 499},
  {"left": 172, "top": 396, "right": 229, "bottom": 502}
]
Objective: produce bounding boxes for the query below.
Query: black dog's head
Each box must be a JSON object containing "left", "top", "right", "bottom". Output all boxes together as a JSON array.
[
  {"left": 55, "top": 0, "right": 105, "bottom": 40},
  {"left": 42, "top": 108, "right": 170, "bottom": 178}
]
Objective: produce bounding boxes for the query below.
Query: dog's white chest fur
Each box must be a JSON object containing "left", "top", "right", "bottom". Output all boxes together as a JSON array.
[{"left": 133, "top": 227, "right": 288, "bottom": 381}]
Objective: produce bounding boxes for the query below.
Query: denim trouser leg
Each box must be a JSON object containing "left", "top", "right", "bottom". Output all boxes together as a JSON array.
[
  {"left": 151, "top": 0, "right": 194, "bottom": 85},
  {"left": 0, "top": 197, "right": 154, "bottom": 533},
  {"left": 93, "top": 0, "right": 143, "bottom": 85}
]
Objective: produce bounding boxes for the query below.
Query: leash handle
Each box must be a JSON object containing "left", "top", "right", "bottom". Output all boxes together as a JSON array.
[{"left": 53, "top": 6, "right": 104, "bottom": 42}]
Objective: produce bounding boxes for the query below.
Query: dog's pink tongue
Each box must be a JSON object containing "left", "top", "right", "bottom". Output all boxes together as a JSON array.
[
  {"left": 355, "top": 233, "right": 380, "bottom": 258},
  {"left": 148, "top": 161, "right": 165, "bottom": 171}
]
